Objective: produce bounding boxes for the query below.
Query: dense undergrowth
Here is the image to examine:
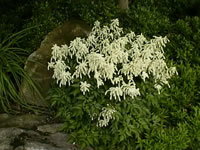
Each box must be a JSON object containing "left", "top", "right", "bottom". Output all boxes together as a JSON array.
[{"left": 1, "top": 0, "right": 200, "bottom": 149}]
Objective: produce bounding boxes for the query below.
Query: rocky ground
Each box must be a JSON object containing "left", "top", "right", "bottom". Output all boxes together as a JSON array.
[{"left": 0, "top": 113, "right": 91, "bottom": 150}]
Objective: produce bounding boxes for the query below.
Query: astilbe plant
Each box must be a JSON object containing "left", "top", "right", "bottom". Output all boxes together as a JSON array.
[
  {"left": 48, "top": 19, "right": 177, "bottom": 128},
  {"left": 47, "top": 19, "right": 180, "bottom": 150}
]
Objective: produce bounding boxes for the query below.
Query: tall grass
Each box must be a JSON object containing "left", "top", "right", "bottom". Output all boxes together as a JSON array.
[{"left": 0, "top": 28, "right": 45, "bottom": 113}]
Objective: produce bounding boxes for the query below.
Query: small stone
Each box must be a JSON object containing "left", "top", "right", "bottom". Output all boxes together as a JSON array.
[
  {"left": 16, "top": 141, "right": 62, "bottom": 150},
  {"left": 0, "top": 114, "right": 10, "bottom": 121},
  {"left": 47, "top": 132, "right": 70, "bottom": 147},
  {"left": 0, "top": 127, "right": 24, "bottom": 141},
  {"left": 37, "top": 123, "right": 64, "bottom": 134},
  {"left": 0, "top": 141, "right": 13, "bottom": 150},
  {"left": 0, "top": 128, "right": 25, "bottom": 150}
]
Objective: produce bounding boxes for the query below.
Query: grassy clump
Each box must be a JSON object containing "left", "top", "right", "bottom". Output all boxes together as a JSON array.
[{"left": 0, "top": 29, "right": 39, "bottom": 112}]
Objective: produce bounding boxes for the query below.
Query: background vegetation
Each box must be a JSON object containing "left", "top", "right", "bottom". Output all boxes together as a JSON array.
[{"left": 0, "top": 0, "right": 200, "bottom": 149}]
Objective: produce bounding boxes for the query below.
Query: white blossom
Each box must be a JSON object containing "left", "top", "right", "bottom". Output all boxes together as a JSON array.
[
  {"left": 105, "top": 86, "right": 123, "bottom": 101},
  {"left": 86, "top": 35, "right": 96, "bottom": 47},
  {"left": 58, "top": 71, "right": 72, "bottom": 87},
  {"left": 47, "top": 61, "right": 55, "bottom": 70},
  {"left": 73, "top": 61, "right": 88, "bottom": 79},
  {"left": 60, "top": 44, "right": 70, "bottom": 58},
  {"left": 141, "top": 71, "right": 149, "bottom": 81},
  {"left": 97, "top": 106, "right": 116, "bottom": 127},
  {"left": 75, "top": 41, "right": 88, "bottom": 62},
  {"left": 87, "top": 52, "right": 106, "bottom": 76},
  {"left": 94, "top": 71, "right": 104, "bottom": 88},
  {"left": 111, "top": 76, "right": 124, "bottom": 86},
  {"left": 52, "top": 60, "right": 69, "bottom": 80},
  {"left": 154, "top": 84, "right": 162, "bottom": 94},
  {"left": 105, "top": 40, "right": 129, "bottom": 64},
  {"left": 122, "top": 82, "right": 140, "bottom": 99},
  {"left": 51, "top": 44, "right": 62, "bottom": 61},
  {"left": 80, "top": 81, "right": 91, "bottom": 95},
  {"left": 100, "top": 63, "right": 116, "bottom": 80},
  {"left": 96, "top": 79, "right": 104, "bottom": 88}
]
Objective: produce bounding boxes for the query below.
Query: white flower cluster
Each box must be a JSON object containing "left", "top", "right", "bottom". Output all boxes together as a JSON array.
[
  {"left": 48, "top": 19, "right": 177, "bottom": 127},
  {"left": 97, "top": 106, "right": 116, "bottom": 127}
]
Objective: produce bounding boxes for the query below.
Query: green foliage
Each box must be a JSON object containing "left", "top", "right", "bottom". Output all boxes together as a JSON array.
[
  {"left": 138, "top": 124, "right": 190, "bottom": 150},
  {"left": 49, "top": 66, "right": 200, "bottom": 149},
  {"left": 23, "top": 0, "right": 73, "bottom": 51},
  {"left": 187, "top": 106, "right": 200, "bottom": 149},
  {"left": 49, "top": 80, "right": 148, "bottom": 149},
  {"left": 70, "top": 0, "right": 118, "bottom": 25},
  {"left": 166, "top": 16, "right": 200, "bottom": 64}
]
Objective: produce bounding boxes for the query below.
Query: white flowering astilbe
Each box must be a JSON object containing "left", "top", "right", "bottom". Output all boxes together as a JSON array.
[{"left": 48, "top": 19, "right": 177, "bottom": 127}]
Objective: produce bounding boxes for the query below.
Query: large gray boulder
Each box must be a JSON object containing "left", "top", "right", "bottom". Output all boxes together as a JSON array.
[{"left": 20, "top": 19, "right": 91, "bottom": 107}]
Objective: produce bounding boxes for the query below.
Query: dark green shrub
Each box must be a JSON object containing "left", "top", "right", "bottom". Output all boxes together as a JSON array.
[{"left": 23, "top": 0, "right": 70, "bottom": 51}]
